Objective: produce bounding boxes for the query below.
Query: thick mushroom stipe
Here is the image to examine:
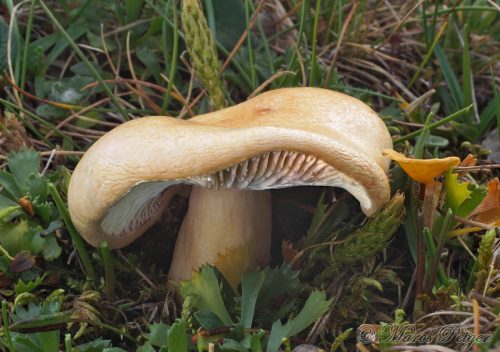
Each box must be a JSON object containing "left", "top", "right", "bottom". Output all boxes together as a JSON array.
[
  {"left": 67, "top": 87, "right": 393, "bottom": 284},
  {"left": 168, "top": 187, "right": 271, "bottom": 283}
]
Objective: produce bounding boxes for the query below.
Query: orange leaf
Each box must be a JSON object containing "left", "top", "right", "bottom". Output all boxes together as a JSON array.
[
  {"left": 213, "top": 246, "right": 248, "bottom": 290},
  {"left": 469, "top": 178, "right": 500, "bottom": 224},
  {"left": 383, "top": 149, "right": 460, "bottom": 184},
  {"left": 459, "top": 154, "right": 477, "bottom": 168}
]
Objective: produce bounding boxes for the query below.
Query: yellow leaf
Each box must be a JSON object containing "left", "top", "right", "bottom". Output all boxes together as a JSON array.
[
  {"left": 445, "top": 171, "right": 471, "bottom": 211},
  {"left": 383, "top": 149, "right": 460, "bottom": 184},
  {"left": 213, "top": 246, "right": 248, "bottom": 290}
]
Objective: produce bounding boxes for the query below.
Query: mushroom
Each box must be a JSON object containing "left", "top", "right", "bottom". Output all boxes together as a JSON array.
[{"left": 67, "top": 87, "right": 393, "bottom": 285}]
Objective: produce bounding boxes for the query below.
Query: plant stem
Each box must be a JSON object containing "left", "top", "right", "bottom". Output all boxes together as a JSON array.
[
  {"left": 48, "top": 183, "right": 96, "bottom": 282},
  {"left": 309, "top": 0, "right": 321, "bottom": 86},
  {"left": 99, "top": 241, "right": 116, "bottom": 297},
  {"left": 160, "top": 0, "right": 178, "bottom": 114},
  {"left": 394, "top": 104, "right": 472, "bottom": 143},
  {"left": 64, "top": 334, "right": 73, "bottom": 352},
  {"left": 2, "top": 301, "right": 14, "bottom": 352},
  {"left": 19, "top": 0, "right": 36, "bottom": 100}
]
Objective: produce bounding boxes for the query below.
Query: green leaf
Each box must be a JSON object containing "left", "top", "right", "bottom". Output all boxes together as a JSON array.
[
  {"left": 205, "top": 0, "right": 246, "bottom": 50},
  {"left": 136, "top": 46, "right": 161, "bottom": 81},
  {"left": 41, "top": 236, "right": 62, "bottom": 261},
  {"left": 266, "top": 291, "right": 331, "bottom": 352},
  {"left": 0, "top": 221, "right": 45, "bottom": 256},
  {"left": 76, "top": 338, "right": 112, "bottom": 352},
  {"left": 445, "top": 171, "right": 472, "bottom": 212},
  {"left": 240, "top": 270, "right": 265, "bottom": 329},
  {"left": 434, "top": 44, "right": 463, "bottom": 112},
  {"left": 249, "top": 330, "right": 265, "bottom": 352},
  {"left": 254, "top": 265, "right": 300, "bottom": 325},
  {"left": 455, "top": 185, "right": 486, "bottom": 218},
  {"left": 137, "top": 343, "right": 156, "bottom": 352},
  {"left": 0, "top": 170, "right": 23, "bottom": 200},
  {"left": 147, "top": 322, "right": 170, "bottom": 347},
  {"left": 194, "top": 310, "right": 225, "bottom": 330},
  {"left": 8, "top": 150, "right": 41, "bottom": 193},
  {"left": 179, "top": 266, "right": 233, "bottom": 326},
  {"left": 221, "top": 339, "right": 248, "bottom": 352},
  {"left": 0, "top": 205, "right": 23, "bottom": 223},
  {"left": 27, "top": 174, "right": 48, "bottom": 203},
  {"left": 0, "top": 22, "right": 16, "bottom": 72},
  {"left": 167, "top": 319, "right": 187, "bottom": 352},
  {"left": 0, "top": 193, "right": 19, "bottom": 208},
  {"left": 287, "top": 291, "right": 331, "bottom": 336},
  {"left": 125, "top": 0, "right": 145, "bottom": 23},
  {"left": 15, "top": 276, "right": 44, "bottom": 294}
]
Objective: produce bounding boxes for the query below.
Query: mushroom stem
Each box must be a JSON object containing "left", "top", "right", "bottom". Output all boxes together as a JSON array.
[{"left": 167, "top": 187, "right": 272, "bottom": 285}]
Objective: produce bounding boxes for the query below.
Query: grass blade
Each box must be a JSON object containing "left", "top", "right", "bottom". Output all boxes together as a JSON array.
[
  {"left": 38, "top": 0, "right": 129, "bottom": 121},
  {"left": 309, "top": 0, "right": 321, "bottom": 86},
  {"left": 394, "top": 104, "right": 473, "bottom": 143},
  {"left": 48, "top": 182, "right": 96, "bottom": 282},
  {"left": 19, "top": 0, "right": 36, "bottom": 100},
  {"left": 434, "top": 44, "right": 463, "bottom": 112}
]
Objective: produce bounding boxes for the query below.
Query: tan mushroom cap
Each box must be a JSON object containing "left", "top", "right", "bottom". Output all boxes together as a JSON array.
[{"left": 68, "top": 87, "right": 393, "bottom": 248}]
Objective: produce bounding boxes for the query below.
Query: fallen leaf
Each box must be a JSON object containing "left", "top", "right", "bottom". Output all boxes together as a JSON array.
[
  {"left": 383, "top": 149, "right": 460, "bottom": 184},
  {"left": 469, "top": 178, "right": 500, "bottom": 219},
  {"left": 459, "top": 154, "right": 477, "bottom": 168},
  {"left": 8, "top": 250, "right": 36, "bottom": 273},
  {"left": 213, "top": 246, "right": 248, "bottom": 290},
  {"left": 470, "top": 178, "right": 500, "bottom": 224}
]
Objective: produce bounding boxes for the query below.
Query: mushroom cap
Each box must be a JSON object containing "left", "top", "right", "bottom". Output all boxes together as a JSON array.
[{"left": 68, "top": 87, "right": 393, "bottom": 248}]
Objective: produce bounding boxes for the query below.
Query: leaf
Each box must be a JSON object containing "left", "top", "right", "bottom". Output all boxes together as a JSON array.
[
  {"left": 76, "top": 338, "right": 112, "bottom": 352},
  {"left": 287, "top": 291, "right": 331, "bottom": 336},
  {"left": 167, "top": 319, "right": 188, "bottom": 352},
  {"left": 467, "top": 178, "right": 500, "bottom": 225},
  {"left": 8, "top": 150, "right": 41, "bottom": 193},
  {"left": 179, "top": 266, "right": 233, "bottom": 326},
  {"left": 41, "top": 236, "right": 62, "bottom": 261},
  {"left": 383, "top": 149, "right": 460, "bottom": 184},
  {"left": 147, "top": 322, "right": 170, "bottom": 347},
  {"left": 205, "top": 0, "right": 246, "bottom": 50},
  {"left": 9, "top": 251, "right": 36, "bottom": 273},
  {"left": 445, "top": 171, "right": 471, "bottom": 212},
  {"left": 0, "top": 220, "right": 45, "bottom": 256},
  {"left": 254, "top": 265, "right": 300, "bottom": 325},
  {"left": 27, "top": 174, "right": 48, "bottom": 203},
  {"left": 136, "top": 46, "right": 161, "bottom": 81},
  {"left": 240, "top": 270, "right": 265, "bottom": 329},
  {"left": 266, "top": 291, "right": 331, "bottom": 352},
  {"left": 214, "top": 246, "right": 249, "bottom": 290},
  {"left": 194, "top": 310, "right": 225, "bottom": 330},
  {"left": 125, "top": 0, "right": 144, "bottom": 23},
  {"left": 137, "top": 343, "right": 156, "bottom": 352},
  {"left": 0, "top": 22, "right": 16, "bottom": 72},
  {"left": 0, "top": 170, "right": 23, "bottom": 200},
  {"left": 249, "top": 330, "right": 265, "bottom": 352},
  {"left": 15, "top": 276, "right": 44, "bottom": 294},
  {"left": 221, "top": 339, "right": 248, "bottom": 352},
  {"left": 0, "top": 205, "right": 23, "bottom": 223}
]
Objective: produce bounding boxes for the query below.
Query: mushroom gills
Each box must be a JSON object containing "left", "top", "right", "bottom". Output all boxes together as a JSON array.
[{"left": 101, "top": 150, "right": 371, "bottom": 237}]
